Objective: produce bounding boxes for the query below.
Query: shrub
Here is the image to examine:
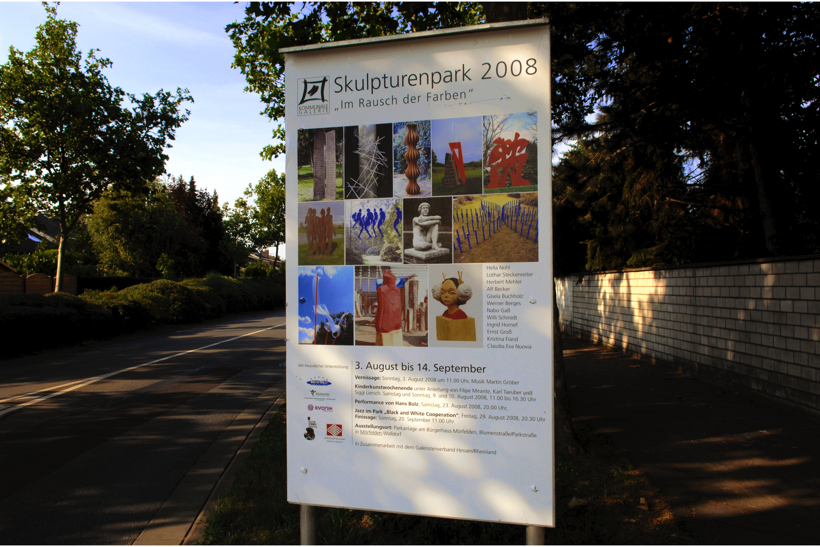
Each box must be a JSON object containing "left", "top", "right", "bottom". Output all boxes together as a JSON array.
[
  {"left": 1, "top": 274, "right": 285, "bottom": 358},
  {"left": 0, "top": 292, "right": 112, "bottom": 357},
  {"left": 242, "top": 262, "right": 269, "bottom": 279},
  {"left": 120, "top": 279, "right": 211, "bottom": 324},
  {"left": 82, "top": 286, "right": 165, "bottom": 330}
]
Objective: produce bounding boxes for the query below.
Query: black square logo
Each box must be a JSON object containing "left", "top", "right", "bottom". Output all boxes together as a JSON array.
[{"left": 297, "top": 77, "right": 329, "bottom": 116}]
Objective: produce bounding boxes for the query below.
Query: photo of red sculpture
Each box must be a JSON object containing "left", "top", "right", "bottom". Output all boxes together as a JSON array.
[
  {"left": 482, "top": 111, "right": 538, "bottom": 194},
  {"left": 353, "top": 265, "right": 428, "bottom": 347},
  {"left": 486, "top": 132, "right": 531, "bottom": 189}
]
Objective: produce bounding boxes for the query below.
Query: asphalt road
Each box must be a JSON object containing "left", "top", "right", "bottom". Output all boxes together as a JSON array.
[{"left": 0, "top": 309, "right": 285, "bottom": 545}]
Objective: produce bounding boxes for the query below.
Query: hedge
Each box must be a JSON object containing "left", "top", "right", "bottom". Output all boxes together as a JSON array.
[{"left": 0, "top": 275, "right": 285, "bottom": 358}]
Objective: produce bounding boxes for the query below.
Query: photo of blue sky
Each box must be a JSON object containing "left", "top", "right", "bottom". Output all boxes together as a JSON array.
[
  {"left": 500, "top": 111, "right": 537, "bottom": 143},
  {"left": 431, "top": 116, "right": 483, "bottom": 164},
  {"left": 298, "top": 266, "right": 354, "bottom": 344}
]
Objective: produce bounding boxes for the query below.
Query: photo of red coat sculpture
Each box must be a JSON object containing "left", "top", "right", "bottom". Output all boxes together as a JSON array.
[{"left": 375, "top": 269, "right": 403, "bottom": 345}]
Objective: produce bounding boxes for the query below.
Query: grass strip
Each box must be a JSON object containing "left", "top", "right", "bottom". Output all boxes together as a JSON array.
[{"left": 199, "top": 406, "right": 695, "bottom": 544}]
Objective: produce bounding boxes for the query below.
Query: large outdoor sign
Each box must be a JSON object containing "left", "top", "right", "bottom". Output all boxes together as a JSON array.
[{"left": 283, "top": 21, "right": 554, "bottom": 527}]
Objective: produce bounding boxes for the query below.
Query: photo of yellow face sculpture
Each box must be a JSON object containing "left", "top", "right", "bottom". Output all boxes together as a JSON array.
[{"left": 432, "top": 272, "right": 476, "bottom": 341}]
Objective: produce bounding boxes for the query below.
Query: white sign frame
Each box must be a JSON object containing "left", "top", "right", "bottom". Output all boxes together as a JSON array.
[{"left": 283, "top": 20, "right": 554, "bottom": 527}]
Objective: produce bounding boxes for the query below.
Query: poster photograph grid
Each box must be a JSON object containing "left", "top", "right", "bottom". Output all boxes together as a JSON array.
[{"left": 298, "top": 113, "right": 538, "bottom": 349}]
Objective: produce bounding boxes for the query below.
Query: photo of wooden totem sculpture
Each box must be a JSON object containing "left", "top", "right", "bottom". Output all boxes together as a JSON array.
[
  {"left": 313, "top": 129, "right": 337, "bottom": 200},
  {"left": 443, "top": 142, "right": 466, "bottom": 188},
  {"left": 404, "top": 123, "right": 421, "bottom": 195}
]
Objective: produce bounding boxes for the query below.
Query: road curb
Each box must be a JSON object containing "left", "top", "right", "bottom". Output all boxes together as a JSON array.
[
  {"left": 132, "top": 377, "right": 287, "bottom": 545},
  {"left": 183, "top": 383, "right": 287, "bottom": 545}
]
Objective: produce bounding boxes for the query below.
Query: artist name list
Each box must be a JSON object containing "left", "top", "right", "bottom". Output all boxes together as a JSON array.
[{"left": 485, "top": 265, "right": 532, "bottom": 348}]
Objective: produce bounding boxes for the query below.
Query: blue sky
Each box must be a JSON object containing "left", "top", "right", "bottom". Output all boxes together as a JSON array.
[
  {"left": 297, "top": 266, "right": 354, "bottom": 343},
  {"left": 431, "top": 116, "right": 483, "bottom": 164},
  {"left": 0, "top": 2, "right": 284, "bottom": 208}
]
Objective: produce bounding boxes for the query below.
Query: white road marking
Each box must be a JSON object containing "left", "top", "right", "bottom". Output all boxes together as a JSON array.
[{"left": 0, "top": 323, "right": 285, "bottom": 418}]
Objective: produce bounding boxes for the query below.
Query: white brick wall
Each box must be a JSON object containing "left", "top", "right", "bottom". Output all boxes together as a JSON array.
[{"left": 556, "top": 257, "right": 820, "bottom": 418}]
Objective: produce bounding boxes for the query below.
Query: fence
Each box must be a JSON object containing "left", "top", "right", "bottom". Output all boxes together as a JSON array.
[
  {"left": 0, "top": 273, "right": 78, "bottom": 296},
  {"left": 556, "top": 255, "right": 820, "bottom": 419}
]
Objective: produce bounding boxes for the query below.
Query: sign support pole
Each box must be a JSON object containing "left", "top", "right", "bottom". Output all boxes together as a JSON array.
[
  {"left": 526, "top": 525, "right": 545, "bottom": 544},
  {"left": 300, "top": 504, "right": 317, "bottom": 545}
]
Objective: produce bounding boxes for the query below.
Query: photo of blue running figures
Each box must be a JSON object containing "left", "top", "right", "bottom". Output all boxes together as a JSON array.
[{"left": 345, "top": 198, "right": 402, "bottom": 265}]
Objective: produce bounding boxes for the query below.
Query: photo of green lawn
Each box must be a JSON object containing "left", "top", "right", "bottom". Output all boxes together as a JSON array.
[
  {"left": 297, "top": 201, "right": 345, "bottom": 265},
  {"left": 431, "top": 116, "right": 483, "bottom": 197},
  {"left": 431, "top": 163, "right": 483, "bottom": 196},
  {"left": 297, "top": 127, "right": 344, "bottom": 201},
  {"left": 297, "top": 164, "right": 343, "bottom": 202}
]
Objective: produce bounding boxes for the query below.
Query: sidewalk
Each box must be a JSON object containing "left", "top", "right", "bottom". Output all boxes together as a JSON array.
[
  {"left": 563, "top": 335, "right": 820, "bottom": 545},
  {"left": 133, "top": 378, "right": 286, "bottom": 545}
]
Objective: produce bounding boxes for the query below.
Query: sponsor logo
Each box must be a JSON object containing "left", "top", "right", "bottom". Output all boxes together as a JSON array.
[
  {"left": 307, "top": 377, "right": 331, "bottom": 386},
  {"left": 308, "top": 404, "right": 314, "bottom": 411},
  {"left": 309, "top": 405, "right": 333, "bottom": 412},
  {"left": 309, "top": 390, "right": 330, "bottom": 397},
  {"left": 297, "top": 77, "right": 329, "bottom": 116},
  {"left": 304, "top": 417, "right": 318, "bottom": 441},
  {"left": 327, "top": 424, "right": 343, "bottom": 437}
]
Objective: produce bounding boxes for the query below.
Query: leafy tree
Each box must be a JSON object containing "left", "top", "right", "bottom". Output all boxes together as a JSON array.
[
  {"left": 2, "top": 245, "right": 60, "bottom": 277},
  {"left": 246, "top": 169, "right": 286, "bottom": 270},
  {"left": 392, "top": 120, "right": 431, "bottom": 179},
  {"left": 226, "top": 3, "right": 484, "bottom": 160},
  {"left": 544, "top": 3, "right": 820, "bottom": 261},
  {"left": 0, "top": 5, "right": 192, "bottom": 291},
  {"left": 166, "top": 174, "right": 227, "bottom": 274},
  {"left": 0, "top": 180, "right": 39, "bottom": 248},
  {"left": 86, "top": 184, "right": 204, "bottom": 277},
  {"left": 221, "top": 198, "right": 256, "bottom": 277}
]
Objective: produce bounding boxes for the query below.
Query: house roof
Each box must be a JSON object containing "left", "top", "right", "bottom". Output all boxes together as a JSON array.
[
  {"left": 0, "top": 259, "right": 17, "bottom": 273},
  {"left": 0, "top": 214, "right": 61, "bottom": 257}
]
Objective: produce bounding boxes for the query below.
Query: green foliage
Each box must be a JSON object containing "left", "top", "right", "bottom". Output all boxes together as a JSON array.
[
  {"left": 85, "top": 185, "right": 204, "bottom": 277},
  {"left": 242, "top": 262, "right": 269, "bottom": 279},
  {"left": 226, "top": 3, "right": 484, "bottom": 160},
  {"left": 166, "top": 174, "right": 228, "bottom": 275},
  {"left": 156, "top": 253, "right": 176, "bottom": 280},
  {"left": 0, "top": 292, "right": 112, "bottom": 358},
  {"left": 345, "top": 246, "right": 365, "bottom": 265},
  {"left": 2, "top": 246, "right": 59, "bottom": 277},
  {"left": 379, "top": 242, "right": 402, "bottom": 263},
  {"left": 1, "top": 271, "right": 284, "bottom": 360},
  {"left": 246, "top": 168, "right": 285, "bottom": 267},
  {"left": 547, "top": 3, "right": 820, "bottom": 265},
  {"left": 554, "top": 133, "right": 694, "bottom": 272},
  {"left": 221, "top": 198, "right": 256, "bottom": 276},
  {"left": 0, "top": 5, "right": 192, "bottom": 290},
  {"left": 393, "top": 120, "right": 432, "bottom": 179},
  {"left": 0, "top": 183, "right": 38, "bottom": 247},
  {"left": 118, "top": 279, "right": 210, "bottom": 324}
]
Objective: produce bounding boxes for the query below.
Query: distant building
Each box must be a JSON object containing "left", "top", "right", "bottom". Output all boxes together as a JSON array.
[{"left": 0, "top": 214, "right": 61, "bottom": 257}]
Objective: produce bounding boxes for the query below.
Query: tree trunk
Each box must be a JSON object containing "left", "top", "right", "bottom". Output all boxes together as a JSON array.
[
  {"left": 55, "top": 233, "right": 66, "bottom": 293},
  {"left": 738, "top": 89, "right": 778, "bottom": 255}
]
